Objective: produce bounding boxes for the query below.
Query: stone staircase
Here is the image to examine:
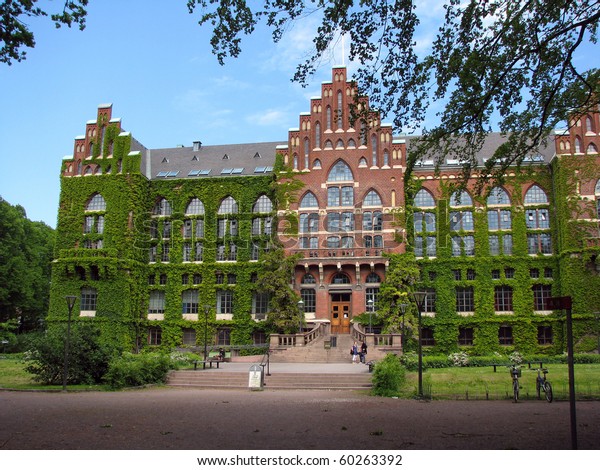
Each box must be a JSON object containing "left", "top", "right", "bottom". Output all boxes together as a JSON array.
[
  {"left": 167, "top": 370, "right": 372, "bottom": 390},
  {"left": 269, "top": 334, "right": 358, "bottom": 363}
]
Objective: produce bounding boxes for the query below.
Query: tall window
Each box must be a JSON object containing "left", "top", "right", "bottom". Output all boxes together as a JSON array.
[
  {"left": 533, "top": 284, "right": 552, "bottom": 310},
  {"left": 487, "top": 187, "right": 510, "bottom": 205},
  {"left": 152, "top": 198, "right": 172, "bottom": 216},
  {"left": 217, "top": 290, "right": 234, "bottom": 314},
  {"left": 494, "top": 286, "right": 513, "bottom": 311},
  {"left": 524, "top": 185, "right": 548, "bottom": 204},
  {"left": 300, "top": 192, "right": 319, "bottom": 208},
  {"left": 456, "top": 287, "right": 474, "bottom": 312},
  {"left": 301, "top": 288, "right": 316, "bottom": 313},
  {"left": 414, "top": 189, "right": 435, "bottom": 207},
  {"left": 218, "top": 196, "right": 238, "bottom": 214},
  {"left": 363, "top": 190, "right": 382, "bottom": 207},
  {"left": 80, "top": 287, "right": 97, "bottom": 311},
  {"left": 366, "top": 287, "right": 379, "bottom": 311},
  {"left": 182, "top": 289, "right": 199, "bottom": 314},
  {"left": 84, "top": 194, "right": 106, "bottom": 247},
  {"left": 185, "top": 198, "right": 205, "bottom": 215},
  {"left": 252, "top": 292, "right": 269, "bottom": 317},
  {"left": 300, "top": 213, "right": 319, "bottom": 233},
  {"left": 86, "top": 194, "right": 106, "bottom": 211},
  {"left": 371, "top": 135, "right": 378, "bottom": 166},
  {"left": 148, "top": 291, "right": 165, "bottom": 314}
]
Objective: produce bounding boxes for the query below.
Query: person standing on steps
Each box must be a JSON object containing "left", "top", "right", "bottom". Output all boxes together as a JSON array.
[
  {"left": 351, "top": 341, "right": 359, "bottom": 364},
  {"left": 360, "top": 341, "right": 367, "bottom": 363}
]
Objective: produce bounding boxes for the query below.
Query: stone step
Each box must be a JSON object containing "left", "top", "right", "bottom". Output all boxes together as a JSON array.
[{"left": 167, "top": 371, "right": 372, "bottom": 390}]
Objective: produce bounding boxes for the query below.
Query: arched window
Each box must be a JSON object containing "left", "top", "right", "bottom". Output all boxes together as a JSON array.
[
  {"left": 587, "top": 143, "right": 598, "bottom": 154},
  {"left": 586, "top": 115, "right": 594, "bottom": 133},
  {"left": 383, "top": 150, "right": 389, "bottom": 166},
  {"left": 312, "top": 159, "right": 322, "bottom": 169},
  {"left": 358, "top": 157, "right": 367, "bottom": 167},
  {"left": 595, "top": 179, "right": 600, "bottom": 195},
  {"left": 414, "top": 189, "right": 435, "bottom": 208},
  {"left": 83, "top": 166, "right": 93, "bottom": 175},
  {"left": 366, "top": 273, "right": 381, "bottom": 283},
  {"left": 293, "top": 154, "right": 298, "bottom": 170},
  {"left": 327, "top": 160, "right": 353, "bottom": 182},
  {"left": 326, "top": 106, "right": 332, "bottom": 130},
  {"left": 347, "top": 138, "right": 356, "bottom": 148},
  {"left": 487, "top": 187, "right": 510, "bottom": 205},
  {"left": 450, "top": 190, "right": 473, "bottom": 207},
  {"left": 185, "top": 198, "right": 205, "bottom": 215},
  {"left": 331, "top": 272, "right": 351, "bottom": 284},
  {"left": 299, "top": 192, "right": 318, "bottom": 208},
  {"left": 218, "top": 196, "right": 238, "bottom": 214},
  {"left": 302, "top": 273, "right": 316, "bottom": 284},
  {"left": 315, "top": 122, "right": 321, "bottom": 148},
  {"left": 524, "top": 185, "right": 548, "bottom": 204},
  {"left": 304, "top": 138, "right": 310, "bottom": 168},
  {"left": 337, "top": 91, "right": 343, "bottom": 129},
  {"left": 336, "top": 139, "right": 344, "bottom": 149},
  {"left": 575, "top": 136, "right": 582, "bottom": 153},
  {"left": 371, "top": 135, "right": 378, "bottom": 166},
  {"left": 363, "top": 190, "right": 382, "bottom": 207},
  {"left": 86, "top": 194, "right": 106, "bottom": 211},
  {"left": 153, "top": 198, "right": 172, "bottom": 216},
  {"left": 253, "top": 195, "right": 273, "bottom": 213}
]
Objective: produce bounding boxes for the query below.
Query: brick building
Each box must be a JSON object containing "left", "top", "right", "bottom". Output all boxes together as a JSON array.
[{"left": 48, "top": 67, "right": 600, "bottom": 355}]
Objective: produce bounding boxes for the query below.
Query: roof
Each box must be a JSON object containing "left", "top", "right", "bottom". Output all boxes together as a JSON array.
[{"left": 146, "top": 141, "right": 284, "bottom": 180}]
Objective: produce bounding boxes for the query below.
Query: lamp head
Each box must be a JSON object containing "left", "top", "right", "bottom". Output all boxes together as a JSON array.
[
  {"left": 65, "top": 295, "right": 77, "bottom": 310},
  {"left": 412, "top": 291, "right": 427, "bottom": 310}
]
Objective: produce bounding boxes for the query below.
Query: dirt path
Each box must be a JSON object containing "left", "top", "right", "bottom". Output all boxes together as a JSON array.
[{"left": 1, "top": 388, "right": 599, "bottom": 450}]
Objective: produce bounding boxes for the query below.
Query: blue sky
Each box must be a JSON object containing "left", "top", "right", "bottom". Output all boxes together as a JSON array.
[{"left": 0, "top": 1, "right": 597, "bottom": 228}]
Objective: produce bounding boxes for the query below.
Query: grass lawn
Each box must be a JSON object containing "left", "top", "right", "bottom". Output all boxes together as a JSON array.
[
  {"left": 0, "top": 355, "right": 105, "bottom": 391},
  {"left": 403, "top": 363, "right": 600, "bottom": 400}
]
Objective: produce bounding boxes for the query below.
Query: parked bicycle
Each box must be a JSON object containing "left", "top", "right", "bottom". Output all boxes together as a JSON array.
[
  {"left": 535, "top": 368, "right": 553, "bottom": 403},
  {"left": 509, "top": 365, "right": 521, "bottom": 402}
]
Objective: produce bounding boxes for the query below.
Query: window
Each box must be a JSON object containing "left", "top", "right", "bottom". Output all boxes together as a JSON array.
[
  {"left": 487, "top": 187, "right": 510, "bottom": 205},
  {"left": 153, "top": 198, "right": 172, "bottom": 216},
  {"left": 421, "top": 327, "right": 435, "bottom": 346},
  {"left": 371, "top": 135, "right": 378, "bottom": 166},
  {"left": 218, "top": 196, "right": 238, "bottom": 214},
  {"left": 217, "top": 290, "right": 234, "bottom": 314},
  {"left": 363, "top": 190, "right": 382, "bottom": 207},
  {"left": 415, "top": 236, "right": 436, "bottom": 257},
  {"left": 524, "top": 185, "right": 548, "bottom": 204},
  {"left": 162, "top": 220, "right": 171, "bottom": 238},
  {"left": 159, "top": 274, "right": 167, "bottom": 285},
  {"left": 414, "top": 189, "right": 435, "bottom": 208},
  {"left": 366, "top": 287, "right": 379, "bottom": 311},
  {"left": 193, "top": 273, "right": 202, "bottom": 284},
  {"left": 148, "top": 327, "right": 162, "bottom": 345},
  {"left": 86, "top": 194, "right": 106, "bottom": 211},
  {"left": 252, "top": 292, "right": 269, "bottom": 317},
  {"left": 450, "top": 211, "right": 474, "bottom": 230},
  {"left": 494, "top": 286, "right": 513, "bottom": 311},
  {"left": 183, "top": 242, "right": 192, "bottom": 262},
  {"left": 182, "top": 328, "right": 197, "bottom": 346},
  {"left": 456, "top": 287, "right": 474, "bottom": 312},
  {"left": 300, "top": 213, "right": 319, "bottom": 233},
  {"left": 492, "top": 269, "right": 500, "bottom": 280},
  {"left": 300, "top": 192, "right": 319, "bottom": 208},
  {"left": 544, "top": 267, "right": 553, "bottom": 278},
  {"left": 326, "top": 213, "right": 340, "bottom": 232},
  {"left": 331, "top": 272, "right": 351, "bottom": 284},
  {"left": 452, "top": 235, "right": 475, "bottom": 256},
  {"left": 217, "top": 328, "right": 231, "bottom": 345},
  {"left": 253, "top": 195, "right": 273, "bottom": 213},
  {"left": 504, "top": 268, "right": 515, "bottom": 279},
  {"left": 503, "top": 235, "right": 513, "bottom": 255},
  {"left": 489, "top": 235, "right": 500, "bottom": 256},
  {"left": 527, "top": 233, "right": 552, "bottom": 254},
  {"left": 533, "top": 284, "right": 552, "bottom": 310},
  {"left": 148, "top": 290, "right": 165, "bottom": 314},
  {"left": 80, "top": 287, "right": 97, "bottom": 311},
  {"left": 185, "top": 198, "right": 205, "bottom": 215},
  {"left": 301, "top": 289, "right": 316, "bottom": 313},
  {"left": 366, "top": 273, "right": 381, "bottom": 283},
  {"left": 363, "top": 211, "right": 382, "bottom": 231},
  {"left": 453, "top": 269, "right": 462, "bottom": 281},
  {"left": 302, "top": 273, "right": 316, "bottom": 284},
  {"left": 530, "top": 268, "right": 540, "bottom": 278},
  {"left": 488, "top": 210, "right": 512, "bottom": 230},
  {"left": 466, "top": 269, "right": 476, "bottom": 280},
  {"left": 414, "top": 212, "right": 436, "bottom": 233},
  {"left": 182, "top": 289, "right": 199, "bottom": 314},
  {"left": 499, "top": 326, "right": 513, "bottom": 345},
  {"left": 450, "top": 190, "right": 473, "bottom": 207},
  {"left": 537, "top": 326, "right": 553, "bottom": 345},
  {"left": 327, "top": 161, "right": 353, "bottom": 182},
  {"left": 161, "top": 243, "right": 170, "bottom": 262},
  {"left": 422, "top": 289, "right": 436, "bottom": 313},
  {"left": 526, "top": 209, "right": 550, "bottom": 229},
  {"left": 458, "top": 327, "right": 474, "bottom": 346}
]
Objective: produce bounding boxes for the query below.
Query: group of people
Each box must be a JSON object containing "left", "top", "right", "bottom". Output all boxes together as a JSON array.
[{"left": 351, "top": 341, "right": 367, "bottom": 364}]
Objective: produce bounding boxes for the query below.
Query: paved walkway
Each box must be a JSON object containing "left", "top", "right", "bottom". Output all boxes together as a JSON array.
[{"left": 206, "top": 361, "right": 372, "bottom": 374}]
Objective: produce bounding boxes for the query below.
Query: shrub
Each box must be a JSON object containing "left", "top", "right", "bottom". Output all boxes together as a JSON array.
[
  {"left": 508, "top": 351, "right": 524, "bottom": 365},
  {"left": 448, "top": 351, "right": 470, "bottom": 367},
  {"left": 103, "top": 352, "right": 173, "bottom": 389},
  {"left": 372, "top": 353, "right": 406, "bottom": 397},
  {"left": 169, "top": 351, "right": 200, "bottom": 368},
  {"left": 24, "top": 324, "right": 113, "bottom": 385}
]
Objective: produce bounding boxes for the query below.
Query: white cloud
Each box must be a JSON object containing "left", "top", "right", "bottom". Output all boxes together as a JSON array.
[{"left": 246, "top": 108, "right": 289, "bottom": 126}]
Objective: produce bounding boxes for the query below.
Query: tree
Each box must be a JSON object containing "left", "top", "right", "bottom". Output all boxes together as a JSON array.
[
  {"left": 255, "top": 247, "right": 303, "bottom": 333},
  {"left": 0, "top": 0, "right": 88, "bottom": 64},
  {"left": 187, "top": 0, "right": 600, "bottom": 188}
]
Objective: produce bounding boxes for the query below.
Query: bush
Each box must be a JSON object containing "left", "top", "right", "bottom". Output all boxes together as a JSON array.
[
  {"left": 24, "top": 324, "right": 113, "bottom": 385},
  {"left": 103, "top": 352, "right": 173, "bottom": 389},
  {"left": 448, "top": 351, "right": 470, "bottom": 367},
  {"left": 372, "top": 353, "right": 406, "bottom": 397},
  {"left": 169, "top": 351, "right": 201, "bottom": 368}
]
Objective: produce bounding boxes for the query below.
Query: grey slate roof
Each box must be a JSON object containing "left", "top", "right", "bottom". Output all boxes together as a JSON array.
[{"left": 146, "top": 141, "right": 285, "bottom": 180}]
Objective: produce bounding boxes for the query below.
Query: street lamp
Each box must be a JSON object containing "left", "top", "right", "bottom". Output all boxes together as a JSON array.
[
  {"left": 399, "top": 303, "right": 408, "bottom": 351},
  {"left": 298, "top": 299, "right": 304, "bottom": 333},
  {"left": 412, "top": 291, "right": 427, "bottom": 399},
  {"left": 367, "top": 298, "right": 374, "bottom": 333},
  {"left": 62, "top": 295, "right": 78, "bottom": 391},
  {"left": 595, "top": 312, "right": 600, "bottom": 355},
  {"left": 203, "top": 305, "right": 212, "bottom": 366}
]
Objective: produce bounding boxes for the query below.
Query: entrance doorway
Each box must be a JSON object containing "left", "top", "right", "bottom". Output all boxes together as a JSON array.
[{"left": 330, "top": 292, "right": 351, "bottom": 334}]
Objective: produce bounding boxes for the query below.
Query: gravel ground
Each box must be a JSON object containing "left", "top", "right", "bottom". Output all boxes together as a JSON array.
[{"left": 1, "top": 387, "right": 599, "bottom": 450}]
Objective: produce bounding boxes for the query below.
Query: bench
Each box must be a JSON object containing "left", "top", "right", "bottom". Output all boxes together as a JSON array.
[{"left": 193, "top": 357, "right": 223, "bottom": 370}]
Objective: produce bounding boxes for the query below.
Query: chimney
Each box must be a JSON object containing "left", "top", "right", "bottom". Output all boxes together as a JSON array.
[{"left": 193, "top": 141, "right": 202, "bottom": 151}]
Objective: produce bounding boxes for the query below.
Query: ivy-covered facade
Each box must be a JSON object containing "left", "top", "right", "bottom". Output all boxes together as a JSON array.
[{"left": 48, "top": 68, "right": 600, "bottom": 355}]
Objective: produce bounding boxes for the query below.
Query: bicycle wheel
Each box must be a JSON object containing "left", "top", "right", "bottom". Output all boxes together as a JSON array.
[
  {"left": 513, "top": 379, "right": 519, "bottom": 402},
  {"left": 536, "top": 380, "right": 541, "bottom": 400},
  {"left": 544, "top": 381, "right": 553, "bottom": 403}
]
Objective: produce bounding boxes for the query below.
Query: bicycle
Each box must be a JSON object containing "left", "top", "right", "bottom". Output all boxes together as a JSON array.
[
  {"left": 535, "top": 368, "right": 553, "bottom": 403},
  {"left": 509, "top": 365, "right": 521, "bottom": 402}
]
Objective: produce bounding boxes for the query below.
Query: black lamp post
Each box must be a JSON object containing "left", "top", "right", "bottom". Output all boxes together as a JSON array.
[
  {"left": 203, "top": 305, "right": 211, "bottom": 364},
  {"left": 298, "top": 299, "right": 304, "bottom": 333},
  {"left": 62, "top": 295, "right": 78, "bottom": 391},
  {"left": 399, "top": 303, "right": 408, "bottom": 351},
  {"left": 367, "top": 298, "right": 374, "bottom": 333},
  {"left": 412, "top": 291, "right": 427, "bottom": 399}
]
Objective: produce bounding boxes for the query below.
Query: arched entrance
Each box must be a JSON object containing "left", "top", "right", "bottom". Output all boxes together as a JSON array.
[{"left": 330, "top": 292, "right": 352, "bottom": 334}]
